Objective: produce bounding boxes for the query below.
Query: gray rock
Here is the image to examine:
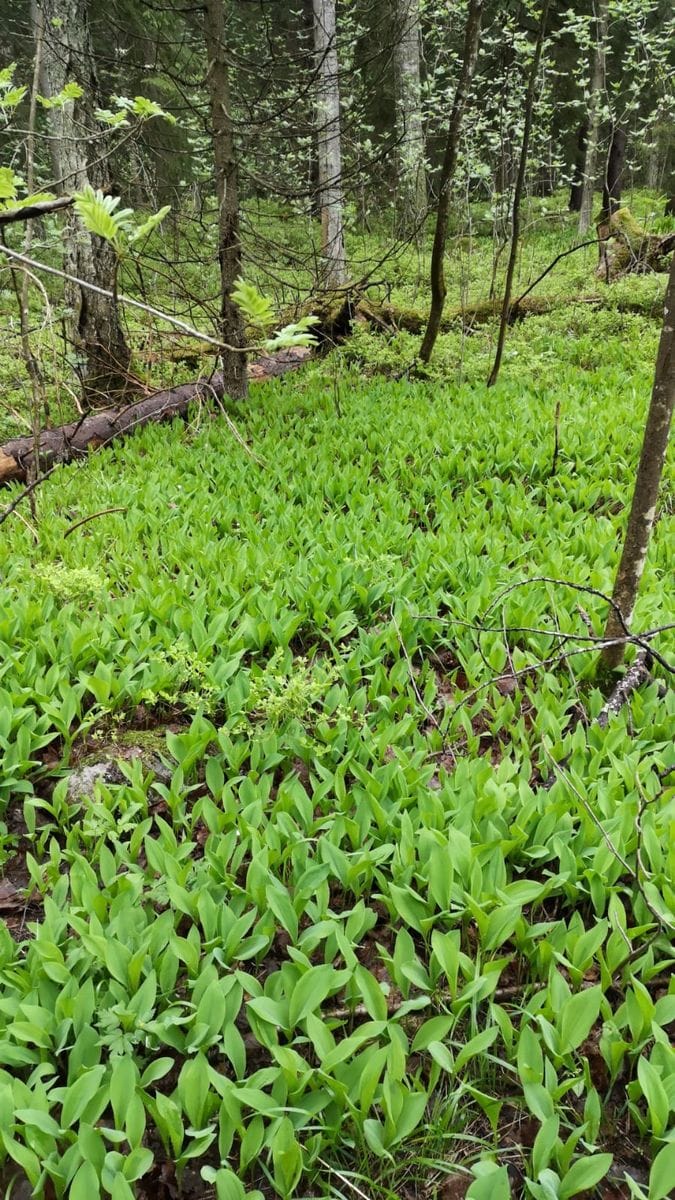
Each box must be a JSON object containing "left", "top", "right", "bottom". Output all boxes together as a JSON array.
[{"left": 66, "top": 747, "right": 172, "bottom": 801}]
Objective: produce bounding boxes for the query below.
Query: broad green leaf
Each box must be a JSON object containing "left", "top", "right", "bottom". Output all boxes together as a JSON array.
[
  {"left": 559, "top": 1154, "right": 613, "bottom": 1199},
  {"left": 557, "top": 986, "right": 603, "bottom": 1054}
]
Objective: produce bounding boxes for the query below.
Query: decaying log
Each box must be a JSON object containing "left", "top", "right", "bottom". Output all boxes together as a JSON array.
[
  {"left": 597, "top": 207, "right": 675, "bottom": 281},
  {"left": 289, "top": 289, "right": 666, "bottom": 345},
  {"left": 0, "top": 376, "right": 226, "bottom": 484},
  {"left": 0, "top": 348, "right": 309, "bottom": 485}
]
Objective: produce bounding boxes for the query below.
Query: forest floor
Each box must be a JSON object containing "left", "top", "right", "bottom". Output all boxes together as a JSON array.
[{"left": 0, "top": 191, "right": 673, "bottom": 1200}]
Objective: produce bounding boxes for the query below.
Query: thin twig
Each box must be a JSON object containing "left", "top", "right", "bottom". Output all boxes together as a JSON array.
[
  {"left": 0, "top": 243, "right": 247, "bottom": 354},
  {"left": 64, "top": 507, "right": 128, "bottom": 538},
  {"left": 542, "top": 747, "right": 674, "bottom": 939},
  {"left": 0, "top": 466, "right": 58, "bottom": 528},
  {"left": 390, "top": 605, "right": 441, "bottom": 732}
]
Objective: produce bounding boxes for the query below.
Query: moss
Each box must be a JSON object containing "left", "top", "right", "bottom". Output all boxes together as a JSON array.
[{"left": 597, "top": 207, "right": 673, "bottom": 280}]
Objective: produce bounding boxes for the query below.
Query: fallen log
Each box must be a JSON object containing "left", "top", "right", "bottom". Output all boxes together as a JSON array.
[
  {"left": 597, "top": 208, "right": 675, "bottom": 281},
  {"left": 0, "top": 348, "right": 309, "bottom": 485},
  {"left": 287, "top": 290, "right": 666, "bottom": 345}
]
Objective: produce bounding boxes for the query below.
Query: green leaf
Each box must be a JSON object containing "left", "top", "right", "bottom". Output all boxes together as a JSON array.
[
  {"left": 455, "top": 1025, "right": 498, "bottom": 1071},
  {"left": 231, "top": 278, "right": 275, "bottom": 334},
  {"left": 14, "top": 1107, "right": 61, "bottom": 1137},
  {"left": 557, "top": 986, "right": 603, "bottom": 1053},
  {"left": 71, "top": 1160, "right": 100, "bottom": 1200},
  {"left": 559, "top": 1154, "right": 613, "bottom": 1199},
  {"left": 61, "top": 1066, "right": 107, "bottom": 1127},
  {"left": 467, "top": 1163, "right": 510, "bottom": 1200},
  {"left": 649, "top": 1141, "right": 675, "bottom": 1200},
  {"left": 288, "top": 964, "right": 336, "bottom": 1027},
  {"left": 73, "top": 186, "right": 133, "bottom": 245},
  {"left": 354, "top": 964, "right": 388, "bottom": 1021},
  {"left": 271, "top": 1117, "right": 303, "bottom": 1198},
  {"left": 129, "top": 205, "right": 171, "bottom": 244},
  {"left": 637, "top": 1057, "right": 669, "bottom": 1138},
  {"left": 412, "top": 1015, "right": 455, "bottom": 1051}
]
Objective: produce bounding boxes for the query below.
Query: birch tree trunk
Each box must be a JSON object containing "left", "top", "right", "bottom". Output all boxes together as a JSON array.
[
  {"left": 578, "top": 0, "right": 608, "bottom": 236},
  {"left": 419, "top": 0, "right": 484, "bottom": 365},
  {"left": 312, "top": 0, "right": 347, "bottom": 289},
  {"left": 38, "top": 0, "right": 132, "bottom": 405},
  {"left": 600, "top": 254, "right": 675, "bottom": 671},
  {"left": 394, "top": 0, "right": 427, "bottom": 240},
  {"left": 204, "top": 0, "right": 247, "bottom": 400}
]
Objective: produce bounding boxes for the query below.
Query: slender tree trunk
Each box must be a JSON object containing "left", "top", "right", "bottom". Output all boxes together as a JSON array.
[
  {"left": 487, "top": 0, "right": 550, "bottom": 389},
  {"left": 312, "top": 0, "right": 347, "bottom": 289},
  {"left": 38, "top": 0, "right": 132, "bottom": 406},
  {"left": 578, "top": 0, "right": 608, "bottom": 236},
  {"left": 419, "top": 0, "right": 483, "bottom": 365},
  {"left": 600, "top": 254, "right": 675, "bottom": 671},
  {"left": 602, "top": 126, "right": 626, "bottom": 218},
  {"left": 665, "top": 155, "right": 675, "bottom": 217},
  {"left": 204, "top": 0, "right": 248, "bottom": 400},
  {"left": 394, "top": 0, "right": 427, "bottom": 240},
  {"left": 569, "top": 120, "right": 588, "bottom": 212}
]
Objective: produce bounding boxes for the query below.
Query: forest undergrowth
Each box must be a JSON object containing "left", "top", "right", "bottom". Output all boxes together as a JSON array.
[{"left": 0, "top": 200, "right": 673, "bottom": 1200}]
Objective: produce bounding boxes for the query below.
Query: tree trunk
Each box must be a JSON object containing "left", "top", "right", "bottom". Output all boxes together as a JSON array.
[
  {"left": 394, "top": 0, "right": 427, "bottom": 240},
  {"left": 569, "top": 120, "right": 588, "bottom": 212},
  {"left": 204, "top": 0, "right": 248, "bottom": 400},
  {"left": 578, "top": 0, "right": 608, "bottom": 236},
  {"left": 602, "top": 126, "right": 626, "bottom": 218},
  {"left": 487, "top": 0, "right": 551, "bottom": 388},
  {"left": 312, "top": 0, "right": 347, "bottom": 289},
  {"left": 38, "top": 0, "right": 132, "bottom": 406},
  {"left": 600, "top": 253, "right": 675, "bottom": 671},
  {"left": 419, "top": 0, "right": 484, "bottom": 364}
]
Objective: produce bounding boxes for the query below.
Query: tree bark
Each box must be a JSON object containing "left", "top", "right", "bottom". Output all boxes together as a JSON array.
[
  {"left": 419, "top": 0, "right": 484, "bottom": 364},
  {"left": 602, "top": 126, "right": 626, "bottom": 218},
  {"left": 312, "top": 0, "right": 347, "bottom": 289},
  {"left": 578, "top": 0, "right": 608, "bottom": 236},
  {"left": 600, "top": 253, "right": 675, "bottom": 670},
  {"left": 569, "top": 120, "right": 588, "bottom": 212},
  {"left": 38, "top": 0, "right": 133, "bottom": 406},
  {"left": 203, "top": 0, "right": 248, "bottom": 400},
  {"left": 394, "top": 0, "right": 427, "bottom": 240},
  {"left": 487, "top": 0, "right": 551, "bottom": 389}
]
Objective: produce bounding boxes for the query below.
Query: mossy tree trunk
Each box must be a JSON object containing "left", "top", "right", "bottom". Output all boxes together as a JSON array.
[{"left": 600, "top": 253, "right": 675, "bottom": 671}]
